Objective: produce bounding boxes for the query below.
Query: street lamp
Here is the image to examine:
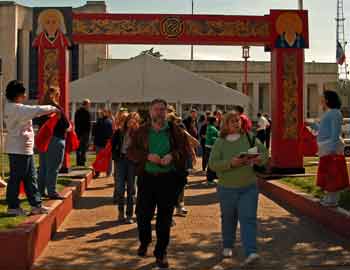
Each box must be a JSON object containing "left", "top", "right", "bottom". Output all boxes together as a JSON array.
[
  {"left": 242, "top": 46, "right": 250, "bottom": 96},
  {"left": 298, "top": 0, "right": 303, "bottom": 10}
]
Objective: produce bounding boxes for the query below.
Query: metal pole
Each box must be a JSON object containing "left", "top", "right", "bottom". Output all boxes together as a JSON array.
[
  {"left": 0, "top": 58, "right": 4, "bottom": 181},
  {"left": 244, "top": 59, "right": 247, "bottom": 95},
  {"left": 298, "top": 0, "right": 303, "bottom": 10},
  {"left": 190, "top": 0, "right": 194, "bottom": 61}
]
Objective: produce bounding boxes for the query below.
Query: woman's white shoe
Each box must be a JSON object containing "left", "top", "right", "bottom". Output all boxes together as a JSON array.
[
  {"left": 241, "top": 253, "right": 260, "bottom": 266},
  {"left": 222, "top": 248, "right": 233, "bottom": 258}
]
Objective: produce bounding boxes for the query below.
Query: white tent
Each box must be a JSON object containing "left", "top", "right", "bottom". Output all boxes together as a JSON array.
[{"left": 70, "top": 54, "right": 249, "bottom": 107}]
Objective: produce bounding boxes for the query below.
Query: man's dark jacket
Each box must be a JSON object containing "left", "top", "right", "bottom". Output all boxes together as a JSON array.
[
  {"left": 127, "top": 121, "right": 191, "bottom": 176},
  {"left": 74, "top": 107, "right": 91, "bottom": 136}
]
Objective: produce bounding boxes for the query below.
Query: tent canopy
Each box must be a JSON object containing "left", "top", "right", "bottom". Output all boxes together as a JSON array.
[{"left": 70, "top": 54, "right": 249, "bottom": 107}]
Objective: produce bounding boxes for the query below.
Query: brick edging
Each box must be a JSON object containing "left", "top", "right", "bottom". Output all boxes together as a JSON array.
[
  {"left": 258, "top": 178, "right": 350, "bottom": 238},
  {"left": 0, "top": 171, "right": 93, "bottom": 270}
]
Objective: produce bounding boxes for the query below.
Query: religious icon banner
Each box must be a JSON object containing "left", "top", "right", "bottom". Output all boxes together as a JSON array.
[
  {"left": 32, "top": 8, "right": 71, "bottom": 114},
  {"left": 72, "top": 13, "right": 271, "bottom": 45},
  {"left": 72, "top": 10, "right": 309, "bottom": 48},
  {"left": 270, "top": 10, "right": 309, "bottom": 49}
]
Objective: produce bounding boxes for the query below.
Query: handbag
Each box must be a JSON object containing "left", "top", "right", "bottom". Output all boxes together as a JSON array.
[{"left": 245, "top": 133, "right": 266, "bottom": 173}]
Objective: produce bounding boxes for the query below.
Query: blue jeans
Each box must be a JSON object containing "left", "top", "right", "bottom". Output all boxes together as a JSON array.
[
  {"left": 38, "top": 136, "right": 65, "bottom": 196},
  {"left": 6, "top": 154, "right": 42, "bottom": 208},
  {"left": 217, "top": 183, "right": 259, "bottom": 257},
  {"left": 115, "top": 157, "right": 136, "bottom": 217}
]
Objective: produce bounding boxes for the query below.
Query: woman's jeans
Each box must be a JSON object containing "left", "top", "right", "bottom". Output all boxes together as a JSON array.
[
  {"left": 217, "top": 183, "right": 259, "bottom": 257},
  {"left": 115, "top": 157, "right": 136, "bottom": 217},
  {"left": 38, "top": 136, "right": 65, "bottom": 196},
  {"left": 6, "top": 154, "right": 42, "bottom": 208}
]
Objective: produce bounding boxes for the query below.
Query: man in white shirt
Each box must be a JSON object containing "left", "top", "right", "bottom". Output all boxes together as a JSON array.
[
  {"left": 4, "top": 80, "right": 58, "bottom": 216},
  {"left": 256, "top": 113, "right": 269, "bottom": 144}
]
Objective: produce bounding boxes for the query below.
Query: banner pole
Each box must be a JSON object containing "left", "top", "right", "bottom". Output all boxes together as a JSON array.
[{"left": 0, "top": 57, "right": 6, "bottom": 184}]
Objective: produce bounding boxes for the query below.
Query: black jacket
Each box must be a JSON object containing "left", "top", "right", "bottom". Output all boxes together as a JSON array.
[
  {"left": 93, "top": 116, "right": 113, "bottom": 148},
  {"left": 111, "top": 129, "right": 125, "bottom": 161},
  {"left": 74, "top": 107, "right": 91, "bottom": 136},
  {"left": 199, "top": 123, "right": 208, "bottom": 145}
]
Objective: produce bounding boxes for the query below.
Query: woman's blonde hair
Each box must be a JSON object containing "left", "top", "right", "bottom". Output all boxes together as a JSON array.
[
  {"left": 115, "top": 110, "right": 129, "bottom": 130},
  {"left": 124, "top": 112, "right": 141, "bottom": 131},
  {"left": 40, "top": 87, "right": 60, "bottom": 106},
  {"left": 220, "top": 111, "right": 242, "bottom": 138},
  {"left": 167, "top": 112, "right": 182, "bottom": 125}
]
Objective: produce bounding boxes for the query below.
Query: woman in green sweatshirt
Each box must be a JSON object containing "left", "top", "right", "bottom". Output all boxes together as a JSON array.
[
  {"left": 209, "top": 111, "right": 268, "bottom": 266},
  {"left": 205, "top": 116, "right": 219, "bottom": 183}
]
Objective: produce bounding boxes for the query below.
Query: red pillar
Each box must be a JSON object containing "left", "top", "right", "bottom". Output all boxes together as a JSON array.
[
  {"left": 33, "top": 32, "right": 71, "bottom": 171},
  {"left": 60, "top": 50, "right": 71, "bottom": 172},
  {"left": 270, "top": 48, "right": 305, "bottom": 173}
]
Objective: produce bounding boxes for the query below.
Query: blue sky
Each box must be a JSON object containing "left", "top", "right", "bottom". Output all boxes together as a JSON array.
[{"left": 4, "top": 0, "right": 350, "bottom": 62}]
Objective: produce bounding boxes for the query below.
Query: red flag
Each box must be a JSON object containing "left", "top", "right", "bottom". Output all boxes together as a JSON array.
[
  {"left": 92, "top": 140, "right": 112, "bottom": 172},
  {"left": 35, "top": 114, "right": 59, "bottom": 153},
  {"left": 300, "top": 125, "right": 318, "bottom": 156},
  {"left": 19, "top": 181, "right": 25, "bottom": 196},
  {"left": 65, "top": 123, "right": 80, "bottom": 153}
]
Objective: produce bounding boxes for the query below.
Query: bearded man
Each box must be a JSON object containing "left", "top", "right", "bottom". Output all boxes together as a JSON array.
[{"left": 128, "top": 98, "right": 190, "bottom": 268}]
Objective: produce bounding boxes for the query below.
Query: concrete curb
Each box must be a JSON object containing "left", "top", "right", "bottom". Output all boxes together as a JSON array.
[
  {"left": 0, "top": 171, "right": 93, "bottom": 270},
  {"left": 258, "top": 178, "right": 350, "bottom": 238}
]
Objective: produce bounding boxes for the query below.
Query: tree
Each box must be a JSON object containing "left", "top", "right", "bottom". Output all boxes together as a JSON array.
[{"left": 139, "top": 47, "right": 163, "bottom": 58}]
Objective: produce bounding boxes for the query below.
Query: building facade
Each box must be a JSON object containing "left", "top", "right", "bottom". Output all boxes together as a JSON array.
[{"left": 0, "top": 1, "right": 339, "bottom": 120}]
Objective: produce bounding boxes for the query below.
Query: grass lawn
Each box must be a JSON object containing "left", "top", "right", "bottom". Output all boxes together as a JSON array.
[
  {"left": 0, "top": 152, "right": 96, "bottom": 180},
  {"left": 281, "top": 157, "right": 350, "bottom": 211},
  {"left": 0, "top": 152, "right": 96, "bottom": 230}
]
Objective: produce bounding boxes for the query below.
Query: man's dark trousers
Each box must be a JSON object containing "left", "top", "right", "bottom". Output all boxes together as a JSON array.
[
  {"left": 76, "top": 133, "right": 89, "bottom": 166},
  {"left": 136, "top": 171, "right": 179, "bottom": 259}
]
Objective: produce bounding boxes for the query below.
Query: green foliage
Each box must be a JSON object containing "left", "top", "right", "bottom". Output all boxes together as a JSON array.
[
  {"left": 282, "top": 177, "right": 324, "bottom": 198},
  {"left": 139, "top": 47, "right": 163, "bottom": 58}
]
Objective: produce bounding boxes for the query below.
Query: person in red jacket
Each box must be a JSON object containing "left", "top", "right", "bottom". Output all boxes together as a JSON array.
[{"left": 234, "top": 105, "right": 252, "bottom": 133}]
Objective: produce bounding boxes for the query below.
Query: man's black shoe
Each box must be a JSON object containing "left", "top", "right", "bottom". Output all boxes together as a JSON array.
[
  {"left": 40, "top": 193, "right": 49, "bottom": 198},
  {"left": 48, "top": 193, "right": 64, "bottom": 200},
  {"left": 155, "top": 256, "right": 169, "bottom": 269},
  {"left": 137, "top": 245, "right": 148, "bottom": 257}
]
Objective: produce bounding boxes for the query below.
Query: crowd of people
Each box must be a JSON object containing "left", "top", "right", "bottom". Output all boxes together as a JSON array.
[{"left": 3, "top": 79, "right": 349, "bottom": 268}]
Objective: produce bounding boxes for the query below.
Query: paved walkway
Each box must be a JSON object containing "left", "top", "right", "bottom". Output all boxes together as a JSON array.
[{"left": 34, "top": 172, "right": 350, "bottom": 270}]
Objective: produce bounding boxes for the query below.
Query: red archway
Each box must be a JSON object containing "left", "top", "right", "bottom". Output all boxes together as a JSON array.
[{"left": 34, "top": 9, "right": 309, "bottom": 173}]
